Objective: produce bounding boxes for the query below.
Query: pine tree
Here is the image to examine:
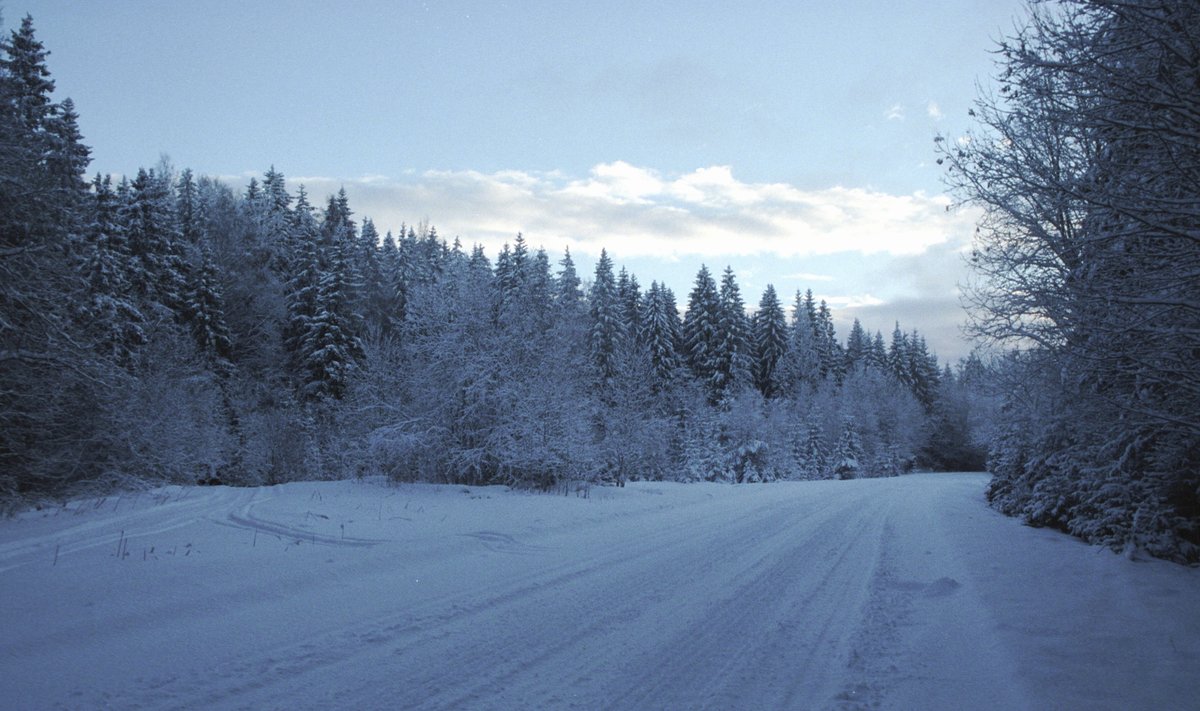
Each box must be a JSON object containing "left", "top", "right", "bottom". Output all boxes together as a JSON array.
[
  {"left": 868, "top": 330, "right": 888, "bottom": 372},
  {"left": 1, "top": 15, "right": 54, "bottom": 130},
  {"left": 377, "top": 229, "right": 406, "bottom": 329},
  {"left": 78, "top": 174, "right": 144, "bottom": 364},
  {"left": 752, "top": 284, "right": 788, "bottom": 398},
  {"left": 174, "top": 168, "right": 199, "bottom": 244},
  {"left": 284, "top": 191, "right": 322, "bottom": 379},
  {"left": 588, "top": 249, "right": 624, "bottom": 387},
  {"left": 617, "top": 267, "right": 642, "bottom": 340},
  {"left": 777, "top": 287, "right": 825, "bottom": 391},
  {"left": 43, "top": 97, "right": 89, "bottom": 194},
  {"left": 121, "top": 168, "right": 189, "bottom": 315},
  {"left": 0, "top": 16, "right": 109, "bottom": 494},
  {"left": 186, "top": 240, "right": 233, "bottom": 373},
  {"left": 321, "top": 188, "right": 355, "bottom": 247},
  {"left": 833, "top": 415, "right": 864, "bottom": 480},
  {"left": 813, "top": 299, "right": 842, "bottom": 381},
  {"left": 556, "top": 247, "right": 583, "bottom": 312},
  {"left": 844, "top": 318, "right": 869, "bottom": 374},
  {"left": 715, "top": 267, "right": 751, "bottom": 395},
  {"left": 639, "top": 281, "right": 681, "bottom": 388},
  {"left": 525, "top": 247, "right": 555, "bottom": 331},
  {"left": 905, "top": 331, "right": 940, "bottom": 412},
  {"left": 299, "top": 236, "right": 364, "bottom": 401},
  {"left": 682, "top": 265, "right": 722, "bottom": 400},
  {"left": 793, "top": 416, "right": 828, "bottom": 480},
  {"left": 888, "top": 322, "right": 909, "bottom": 385}
]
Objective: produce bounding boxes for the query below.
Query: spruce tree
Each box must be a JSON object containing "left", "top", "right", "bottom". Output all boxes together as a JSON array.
[
  {"left": 588, "top": 249, "right": 624, "bottom": 387},
  {"left": 844, "top": 318, "right": 869, "bottom": 374},
  {"left": 186, "top": 240, "right": 234, "bottom": 373},
  {"left": 78, "top": 174, "right": 144, "bottom": 365},
  {"left": 299, "top": 236, "right": 364, "bottom": 401},
  {"left": 556, "top": 247, "right": 583, "bottom": 311},
  {"left": 833, "top": 415, "right": 864, "bottom": 480},
  {"left": 639, "top": 281, "right": 681, "bottom": 388},
  {"left": 617, "top": 267, "right": 642, "bottom": 340},
  {"left": 793, "top": 416, "right": 828, "bottom": 479},
  {"left": 1, "top": 15, "right": 54, "bottom": 130},
  {"left": 715, "top": 267, "right": 751, "bottom": 395},
  {"left": 682, "top": 265, "right": 722, "bottom": 400},
  {"left": 121, "top": 168, "right": 189, "bottom": 315},
  {"left": 752, "top": 284, "right": 788, "bottom": 398},
  {"left": 813, "top": 299, "right": 842, "bottom": 381},
  {"left": 44, "top": 97, "right": 89, "bottom": 194}
]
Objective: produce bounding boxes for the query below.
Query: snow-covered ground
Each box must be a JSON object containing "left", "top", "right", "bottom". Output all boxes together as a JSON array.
[{"left": 1, "top": 473, "right": 1196, "bottom": 710}]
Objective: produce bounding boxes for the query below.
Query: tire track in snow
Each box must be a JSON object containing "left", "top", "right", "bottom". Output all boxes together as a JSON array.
[
  {"left": 0, "top": 487, "right": 261, "bottom": 573},
  {"left": 115, "top": 489, "right": 779, "bottom": 710},
  {"left": 217, "top": 508, "right": 390, "bottom": 547},
  {"left": 419, "top": 496, "right": 820, "bottom": 711},
  {"left": 605, "top": 488, "right": 889, "bottom": 710}
]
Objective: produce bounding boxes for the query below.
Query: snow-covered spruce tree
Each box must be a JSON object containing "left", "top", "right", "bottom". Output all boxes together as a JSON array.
[
  {"left": 720, "top": 389, "right": 772, "bottom": 483},
  {"left": 77, "top": 173, "right": 145, "bottom": 366},
  {"left": 175, "top": 168, "right": 200, "bottom": 245},
  {"left": 942, "top": 0, "right": 1200, "bottom": 560},
  {"left": 682, "top": 265, "right": 722, "bottom": 401},
  {"left": 843, "top": 318, "right": 869, "bottom": 375},
  {"left": 639, "top": 281, "right": 682, "bottom": 390},
  {"left": 617, "top": 267, "right": 642, "bottom": 342},
  {"left": 186, "top": 239, "right": 234, "bottom": 373},
  {"left": 588, "top": 249, "right": 625, "bottom": 389},
  {"left": 121, "top": 168, "right": 189, "bottom": 316},
  {"left": 0, "top": 13, "right": 103, "bottom": 498},
  {"left": 681, "top": 396, "right": 726, "bottom": 482},
  {"left": 283, "top": 196, "right": 322, "bottom": 385},
  {"left": 555, "top": 247, "right": 584, "bottom": 316},
  {"left": 793, "top": 415, "right": 828, "bottom": 480},
  {"left": 299, "top": 229, "right": 365, "bottom": 403},
  {"left": 813, "top": 299, "right": 842, "bottom": 382},
  {"left": 751, "top": 284, "right": 788, "bottom": 399},
  {"left": 777, "top": 289, "right": 820, "bottom": 395},
  {"left": 715, "top": 267, "right": 752, "bottom": 397},
  {"left": 832, "top": 415, "right": 865, "bottom": 480}
]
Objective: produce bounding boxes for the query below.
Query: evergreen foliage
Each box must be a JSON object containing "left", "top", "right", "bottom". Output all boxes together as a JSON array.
[{"left": 0, "top": 14, "right": 1004, "bottom": 513}]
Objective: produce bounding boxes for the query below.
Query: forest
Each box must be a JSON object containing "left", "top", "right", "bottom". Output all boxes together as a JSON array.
[
  {"left": 0, "top": 15, "right": 989, "bottom": 498},
  {"left": 3, "top": 0, "right": 1198, "bottom": 563}
]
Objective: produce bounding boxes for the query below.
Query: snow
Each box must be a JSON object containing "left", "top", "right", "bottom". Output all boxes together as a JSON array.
[{"left": 1, "top": 473, "right": 1197, "bottom": 710}]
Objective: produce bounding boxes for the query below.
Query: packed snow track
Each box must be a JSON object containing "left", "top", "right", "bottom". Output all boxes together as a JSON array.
[{"left": 1, "top": 474, "right": 1197, "bottom": 710}]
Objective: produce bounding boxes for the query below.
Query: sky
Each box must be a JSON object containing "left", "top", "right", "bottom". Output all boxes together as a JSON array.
[{"left": 7, "top": 0, "right": 1028, "bottom": 362}]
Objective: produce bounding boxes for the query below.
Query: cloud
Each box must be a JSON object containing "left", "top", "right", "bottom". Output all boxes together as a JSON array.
[
  {"left": 885, "top": 103, "right": 905, "bottom": 121},
  {"left": 278, "top": 163, "right": 974, "bottom": 265},
  {"left": 926, "top": 101, "right": 943, "bottom": 121},
  {"left": 816, "top": 293, "right": 886, "bottom": 309},
  {"left": 783, "top": 272, "right": 835, "bottom": 282},
  {"left": 840, "top": 295, "right": 970, "bottom": 363},
  {"left": 226, "top": 163, "right": 982, "bottom": 360}
]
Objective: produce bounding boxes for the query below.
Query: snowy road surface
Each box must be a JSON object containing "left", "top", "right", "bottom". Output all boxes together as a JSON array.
[{"left": 1, "top": 473, "right": 1197, "bottom": 710}]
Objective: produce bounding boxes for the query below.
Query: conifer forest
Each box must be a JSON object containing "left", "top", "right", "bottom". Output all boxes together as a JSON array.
[{"left": 2, "top": 0, "right": 1197, "bottom": 563}]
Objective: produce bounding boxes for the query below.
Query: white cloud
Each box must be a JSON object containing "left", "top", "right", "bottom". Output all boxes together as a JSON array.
[
  {"left": 885, "top": 103, "right": 905, "bottom": 121},
  {"left": 783, "top": 272, "right": 835, "bottom": 282},
  {"left": 816, "top": 293, "right": 886, "bottom": 309},
  {"left": 281, "top": 163, "right": 974, "bottom": 265},
  {"left": 231, "top": 164, "right": 982, "bottom": 360},
  {"left": 926, "top": 101, "right": 943, "bottom": 120},
  {"left": 561, "top": 161, "right": 664, "bottom": 204}
]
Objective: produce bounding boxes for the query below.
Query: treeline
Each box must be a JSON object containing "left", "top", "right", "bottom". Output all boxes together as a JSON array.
[
  {"left": 0, "top": 15, "right": 994, "bottom": 507},
  {"left": 944, "top": 0, "right": 1199, "bottom": 562}
]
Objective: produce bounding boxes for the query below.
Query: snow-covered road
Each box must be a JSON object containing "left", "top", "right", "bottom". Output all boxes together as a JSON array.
[{"left": 1, "top": 474, "right": 1197, "bottom": 710}]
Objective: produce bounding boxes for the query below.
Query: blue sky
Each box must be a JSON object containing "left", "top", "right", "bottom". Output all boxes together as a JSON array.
[{"left": 8, "top": 0, "right": 1026, "bottom": 362}]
